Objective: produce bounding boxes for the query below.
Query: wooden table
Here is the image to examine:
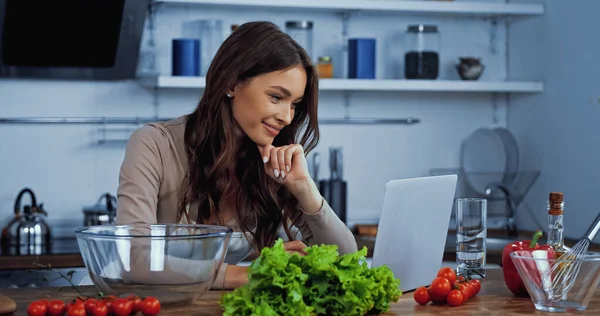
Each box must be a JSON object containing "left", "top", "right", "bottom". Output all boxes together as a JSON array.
[{"left": 2, "top": 269, "right": 599, "bottom": 315}]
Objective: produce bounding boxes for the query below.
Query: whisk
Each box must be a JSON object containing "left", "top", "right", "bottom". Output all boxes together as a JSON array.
[{"left": 542, "top": 212, "right": 600, "bottom": 301}]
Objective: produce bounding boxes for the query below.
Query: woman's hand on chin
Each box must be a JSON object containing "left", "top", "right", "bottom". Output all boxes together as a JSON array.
[
  {"left": 258, "top": 144, "right": 324, "bottom": 214},
  {"left": 258, "top": 143, "right": 309, "bottom": 184}
]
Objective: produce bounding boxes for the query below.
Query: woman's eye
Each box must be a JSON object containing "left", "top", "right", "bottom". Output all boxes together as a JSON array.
[{"left": 270, "top": 95, "right": 282, "bottom": 102}]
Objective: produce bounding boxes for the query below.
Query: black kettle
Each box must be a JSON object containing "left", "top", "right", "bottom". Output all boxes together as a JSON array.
[{"left": 1, "top": 188, "right": 52, "bottom": 256}]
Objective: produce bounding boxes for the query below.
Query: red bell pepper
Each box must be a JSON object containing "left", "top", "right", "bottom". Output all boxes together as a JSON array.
[{"left": 501, "top": 230, "right": 556, "bottom": 297}]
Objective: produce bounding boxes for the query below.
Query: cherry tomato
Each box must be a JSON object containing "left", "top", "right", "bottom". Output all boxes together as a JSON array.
[
  {"left": 47, "top": 300, "right": 67, "bottom": 316},
  {"left": 140, "top": 296, "right": 161, "bottom": 316},
  {"left": 127, "top": 295, "right": 143, "bottom": 313},
  {"left": 112, "top": 298, "right": 133, "bottom": 316},
  {"left": 446, "top": 289, "right": 464, "bottom": 306},
  {"left": 103, "top": 300, "right": 113, "bottom": 314},
  {"left": 27, "top": 301, "right": 47, "bottom": 316},
  {"left": 84, "top": 298, "right": 98, "bottom": 314},
  {"left": 429, "top": 277, "right": 452, "bottom": 297},
  {"left": 466, "top": 281, "right": 477, "bottom": 297},
  {"left": 93, "top": 302, "right": 109, "bottom": 316},
  {"left": 413, "top": 286, "right": 431, "bottom": 305},
  {"left": 68, "top": 298, "right": 84, "bottom": 309},
  {"left": 67, "top": 305, "right": 86, "bottom": 316},
  {"left": 457, "top": 283, "right": 471, "bottom": 300},
  {"left": 437, "top": 267, "right": 457, "bottom": 285},
  {"left": 470, "top": 279, "right": 481, "bottom": 295}
]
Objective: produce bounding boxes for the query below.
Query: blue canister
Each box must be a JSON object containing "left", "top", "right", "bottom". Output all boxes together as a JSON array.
[
  {"left": 348, "top": 38, "right": 376, "bottom": 79},
  {"left": 172, "top": 38, "right": 201, "bottom": 76}
]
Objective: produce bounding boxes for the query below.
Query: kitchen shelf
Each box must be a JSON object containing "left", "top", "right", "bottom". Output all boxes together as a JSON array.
[
  {"left": 153, "top": 0, "right": 544, "bottom": 16},
  {"left": 139, "top": 76, "right": 544, "bottom": 93},
  {"left": 0, "top": 116, "right": 420, "bottom": 125}
]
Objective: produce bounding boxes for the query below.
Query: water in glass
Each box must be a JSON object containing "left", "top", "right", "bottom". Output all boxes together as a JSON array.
[{"left": 455, "top": 198, "right": 487, "bottom": 278}]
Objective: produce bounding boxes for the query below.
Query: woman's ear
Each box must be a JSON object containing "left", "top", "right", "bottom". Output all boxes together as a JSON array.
[
  {"left": 228, "top": 80, "right": 247, "bottom": 98},
  {"left": 226, "top": 86, "right": 236, "bottom": 98}
]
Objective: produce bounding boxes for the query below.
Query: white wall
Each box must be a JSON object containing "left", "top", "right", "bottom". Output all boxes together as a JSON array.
[
  {"left": 508, "top": 0, "right": 600, "bottom": 240},
  {"left": 0, "top": 1, "right": 510, "bottom": 236}
]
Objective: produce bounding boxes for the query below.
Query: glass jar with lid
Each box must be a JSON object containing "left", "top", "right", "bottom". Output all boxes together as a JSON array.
[
  {"left": 285, "top": 21, "right": 313, "bottom": 60},
  {"left": 404, "top": 24, "right": 440, "bottom": 80},
  {"left": 316, "top": 56, "right": 333, "bottom": 78}
]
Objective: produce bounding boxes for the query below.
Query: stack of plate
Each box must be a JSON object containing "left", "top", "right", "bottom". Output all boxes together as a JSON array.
[{"left": 461, "top": 127, "right": 521, "bottom": 195}]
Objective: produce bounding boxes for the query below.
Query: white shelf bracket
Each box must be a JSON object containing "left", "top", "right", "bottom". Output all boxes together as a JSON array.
[
  {"left": 340, "top": 11, "right": 352, "bottom": 80},
  {"left": 343, "top": 91, "right": 352, "bottom": 119},
  {"left": 491, "top": 92, "right": 499, "bottom": 125},
  {"left": 489, "top": 18, "right": 499, "bottom": 55}
]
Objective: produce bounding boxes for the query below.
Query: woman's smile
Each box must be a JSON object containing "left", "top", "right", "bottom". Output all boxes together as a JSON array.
[{"left": 262, "top": 122, "right": 281, "bottom": 136}]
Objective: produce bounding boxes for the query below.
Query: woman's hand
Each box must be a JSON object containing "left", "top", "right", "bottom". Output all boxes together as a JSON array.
[
  {"left": 258, "top": 144, "right": 324, "bottom": 214},
  {"left": 284, "top": 240, "right": 307, "bottom": 256},
  {"left": 258, "top": 144, "right": 309, "bottom": 184}
]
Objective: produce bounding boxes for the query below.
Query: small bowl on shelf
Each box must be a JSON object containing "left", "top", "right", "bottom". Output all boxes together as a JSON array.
[
  {"left": 75, "top": 224, "right": 232, "bottom": 306},
  {"left": 457, "top": 57, "right": 485, "bottom": 80},
  {"left": 509, "top": 250, "right": 600, "bottom": 312}
]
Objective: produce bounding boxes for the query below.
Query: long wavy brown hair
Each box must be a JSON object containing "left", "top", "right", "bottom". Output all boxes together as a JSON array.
[{"left": 177, "top": 21, "right": 320, "bottom": 250}]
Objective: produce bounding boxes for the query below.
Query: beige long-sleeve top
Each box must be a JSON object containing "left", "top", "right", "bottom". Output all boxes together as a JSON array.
[{"left": 115, "top": 115, "right": 357, "bottom": 289}]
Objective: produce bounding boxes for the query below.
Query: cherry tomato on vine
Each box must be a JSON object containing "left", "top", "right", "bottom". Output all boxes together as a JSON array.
[
  {"left": 437, "top": 267, "right": 457, "bottom": 285},
  {"left": 446, "top": 289, "right": 464, "bottom": 306},
  {"left": 66, "top": 305, "right": 86, "bottom": 316},
  {"left": 141, "top": 296, "right": 161, "bottom": 316},
  {"left": 429, "top": 277, "right": 452, "bottom": 297},
  {"left": 413, "top": 286, "right": 431, "bottom": 305},
  {"left": 47, "top": 300, "right": 66, "bottom": 316},
  {"left": 112, "top": 298, "right": 133, "bottom": 316},
  {"left": 26, "top": 301, "right": 47, "bottom": 316}
]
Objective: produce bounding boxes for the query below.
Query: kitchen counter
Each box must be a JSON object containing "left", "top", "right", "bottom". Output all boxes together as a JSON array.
[
  {"left": 356, "top": 228, "right": 600, "bottom": 265},
  {"left": 3, "top": 269, "right": 600, "bottom": 315},
  {"left": 0, "top": 237, "right": 83, "bottom": 270}
]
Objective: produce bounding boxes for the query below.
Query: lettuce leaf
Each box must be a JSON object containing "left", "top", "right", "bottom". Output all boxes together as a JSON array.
[{"left": 220, "top": 239, "right": 402, "bottom": 315}]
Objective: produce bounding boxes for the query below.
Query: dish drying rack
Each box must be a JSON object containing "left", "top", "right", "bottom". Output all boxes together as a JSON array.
[{"left": 430, "top": 168, "right": 542, "bottom": 237}]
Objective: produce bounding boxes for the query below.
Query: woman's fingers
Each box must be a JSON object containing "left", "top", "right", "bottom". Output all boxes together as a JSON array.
[
  {"left": 284, "top": 240, "right": 307, "bottom": 255},
  {"left": 258, "top": 144, "right": 276, "bottom": 177},
  {"left": 277, "top": 147, "right": 287, "bottom": 178},
  {"left": 269, "top": 146, "right": 281, "bottom": 178},
  {"left": 258, "top": 144, "right": 302, "bottom": 180},
  {"left": 286, "top": 250, "right": 306, "bottom": 256},
  {"left": 258, "top": 144, "right": 274, "bottom": 164},
  {"left": 283, "top": 145, "right": 299, "bottom": 175}
]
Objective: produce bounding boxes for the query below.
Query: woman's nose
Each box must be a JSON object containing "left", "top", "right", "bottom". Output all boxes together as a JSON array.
[{"left": 276, "top": 106, "right": 293, "bottom": 125}]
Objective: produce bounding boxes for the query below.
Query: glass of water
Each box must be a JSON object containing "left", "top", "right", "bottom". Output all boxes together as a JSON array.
[{"left": 455, "top": 198, "right": 487, "bottom": 278}]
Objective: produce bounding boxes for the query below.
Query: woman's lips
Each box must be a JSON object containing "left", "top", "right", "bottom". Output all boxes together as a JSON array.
[{"left": 262, "top": 122, "right": 281, "bottom": 136}]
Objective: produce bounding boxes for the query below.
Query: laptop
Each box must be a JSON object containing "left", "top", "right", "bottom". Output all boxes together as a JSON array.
[{"left": 371, "top": 174, "right": 458, "bottom": 292}]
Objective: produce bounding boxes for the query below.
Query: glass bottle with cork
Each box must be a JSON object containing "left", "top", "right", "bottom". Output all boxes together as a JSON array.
[{"left": 546, "top": 192, "right": 570, "bottom": 258}]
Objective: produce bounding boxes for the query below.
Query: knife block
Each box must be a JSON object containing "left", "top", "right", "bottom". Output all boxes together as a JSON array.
[{"left": 319, "top": 179, "right": 347, "bottom": 224}]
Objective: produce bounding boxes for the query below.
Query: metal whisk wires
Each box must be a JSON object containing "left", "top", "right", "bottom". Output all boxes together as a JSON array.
[{"left": 542, "top": 212, "right": 600, "bottom": 301}]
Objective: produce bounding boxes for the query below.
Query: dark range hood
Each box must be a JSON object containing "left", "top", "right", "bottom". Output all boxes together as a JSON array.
[{"left": 0, "top": 0, "right": 149, "bottom": 81}]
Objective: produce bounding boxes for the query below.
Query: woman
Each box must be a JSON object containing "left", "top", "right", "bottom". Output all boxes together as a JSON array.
[{"left": 115, "top": 21, "right": 357, "bottom": 290}]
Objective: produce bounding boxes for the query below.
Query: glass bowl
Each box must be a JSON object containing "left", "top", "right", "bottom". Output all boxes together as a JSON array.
[
  {"left": 510, "top": 250, "right": 600, "bottom": 312},
  {"left": 223, "top": 231, "right": 255, "bottom": 264},
  {"left": 75, "top": 224, "right": 232, "bottom": 306}
]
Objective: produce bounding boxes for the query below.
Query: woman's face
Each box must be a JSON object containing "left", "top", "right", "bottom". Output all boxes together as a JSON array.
[{"left": 230, "top": 66, "right": 307, "bottom": 147}]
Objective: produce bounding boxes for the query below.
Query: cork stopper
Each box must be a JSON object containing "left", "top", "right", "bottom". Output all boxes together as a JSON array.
[
  {"left": 231, "top": 24, "right": 239, "bottom": 32},
  {"left": 548, "top": 192, "right": 564, "bottom": 215},
  {"left": 549, "top": 192, "right": 564, "bottom": 203}
]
